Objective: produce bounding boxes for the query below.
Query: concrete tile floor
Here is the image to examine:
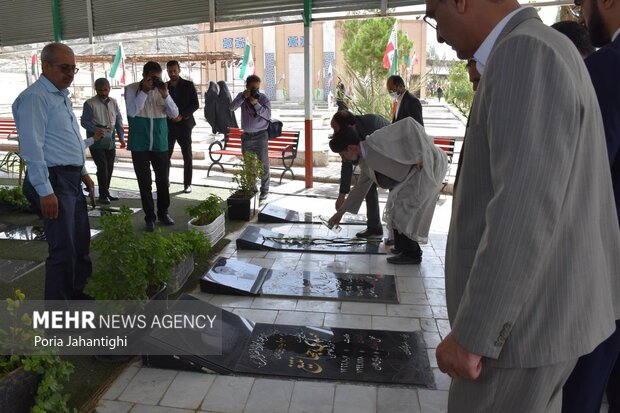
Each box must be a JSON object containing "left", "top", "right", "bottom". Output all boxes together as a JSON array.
[
  {"left": 93, "top": 193, "right": 612, "bottom": 413},
  {"left": 94, "top": 196, "right": 453, "bottom": 413}
]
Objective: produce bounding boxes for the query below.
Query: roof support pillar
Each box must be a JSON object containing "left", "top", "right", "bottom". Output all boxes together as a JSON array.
[
  {"left": 303, "top": 0, "right": 313, "bottom": 188},
  {"left": 51, "top": 0, "right": 62, "bottom": 41}
]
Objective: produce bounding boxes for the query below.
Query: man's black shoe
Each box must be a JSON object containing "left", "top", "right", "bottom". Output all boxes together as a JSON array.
[
  {"left": 145, "top": 221, "right": 155, "bottom": 232},
  {"left": 158, "top": 214, "right": 175, "bottom": 225},
  {"left": 98, "top": 196, "right": 111, "bottom": 205},
  {"left": 107, "top": 195, "right": 119, "bottom": 201},
  {"left": 385, "top": 238, "right": 395, "bottom": 245},
  {"left": 259, "top": 192, "right": 268, "bottom": 201},
  {"left": 390, "top": 247, "right": 401, "bottom": 254},
  {"left": 356, "top": 228, "right": 383, "bottom": 238},
  {"left": 386, "top": 253, "right": 422, "bottom": 265}
]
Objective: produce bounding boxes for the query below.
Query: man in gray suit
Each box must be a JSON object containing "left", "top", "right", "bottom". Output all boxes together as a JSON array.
[{"left": 425, "top": 0, "right": 620, "bottom": 411}]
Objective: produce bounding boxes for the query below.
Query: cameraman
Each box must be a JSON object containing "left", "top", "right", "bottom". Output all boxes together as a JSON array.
[
  {"left": 125, "top": 61, "right": 179, "bottom": 231},
  {"left": 230, "top": 74, "right": 271, "bottom": 200}
]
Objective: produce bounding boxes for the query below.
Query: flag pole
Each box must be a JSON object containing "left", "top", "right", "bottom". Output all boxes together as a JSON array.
[{"left": 303, "top": 0, "right": 313, "bottom": 188}]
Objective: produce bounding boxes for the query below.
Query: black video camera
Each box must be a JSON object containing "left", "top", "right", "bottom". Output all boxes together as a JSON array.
[
  {"left": 151, "top": 77, "right": 165, "bottom": 88},
  {"left": 249, "top": 89, "right": 260, "bottom": 100}
]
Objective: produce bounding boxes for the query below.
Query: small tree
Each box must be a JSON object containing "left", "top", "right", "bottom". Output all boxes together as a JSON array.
[
  {"left": 342, "top": 17, "right": 413, "bottom": 118},
  {"left": 445, "top": 61, "right": 474, "bottom": 116}
]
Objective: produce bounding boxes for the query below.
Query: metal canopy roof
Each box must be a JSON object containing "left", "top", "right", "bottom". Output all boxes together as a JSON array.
[
  {"left": 0, "top": 0, "right": 421, "bottom": 47},
  {"left": 0, "top": 0, "right": 572, "bottom": 47}
]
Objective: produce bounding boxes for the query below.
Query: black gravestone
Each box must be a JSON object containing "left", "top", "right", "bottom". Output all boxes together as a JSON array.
[
  {"left": 143, "top": 296, "right": 434, "bottom": 387},
  {"left": 258, "top": 204, "right": 367, "bottom": 225},
  {"left": 0, "top": 226, "right": 101, "bottom": 241},
  {"left": 200, "top": 257, "right": 398, "bottom": 303},
  {"left": 236, "top": 226, "right": 387, "bottom": 255},
  {"left": 88, "top": 207, "right": 141, "bottom": 217},
  {"left": 235, "top": 324, "right": 434, "bottom": 387},
  {"left": 0, "top": 259, "right": 41, "bottom": 282},
  {"left": 142, "top": 295, "right": 255, "bottom": 374}
]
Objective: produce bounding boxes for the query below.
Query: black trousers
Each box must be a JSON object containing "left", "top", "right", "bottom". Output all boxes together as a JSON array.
[
  {"left": 394, "top": 228, "right": 422, "bottom": 258},
  {"left": 365, "top": 183, "right": 381, "bottom": 231},
  {"left": 562, "top": 319, "right": 620, "bottom": 413},
  {"left": 89, "top": 147, "right": 115, "bottom": 198},
  {"left": 25, "top": 167, "right": 92, "bottom": 301},
  {"left": 131, "top": 151, "right": 170, "bottom": 222},
  {"left": 168, "top": 133, "right": 193, "bottom": 187}
]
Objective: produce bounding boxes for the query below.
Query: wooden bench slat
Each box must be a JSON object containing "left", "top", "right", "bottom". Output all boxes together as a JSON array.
[{"left": 208, "top": 127, "right": 300, "bottom": 183}]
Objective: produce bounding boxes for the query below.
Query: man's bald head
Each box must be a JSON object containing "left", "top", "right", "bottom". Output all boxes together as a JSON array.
[
  {"left": 41, "top": 42, "right": 77, "bottom": 91},
  {"left": 41, "top": 42, "right": 74, "bottom": 64}
]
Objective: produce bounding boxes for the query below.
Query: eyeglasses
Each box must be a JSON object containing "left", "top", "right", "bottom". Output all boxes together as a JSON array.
[
  {"left": 423, "top": 15, "right": 438, "bottom": 31},
  {"left": 50, "top": 63, "right": 79, "bottom": 74}
]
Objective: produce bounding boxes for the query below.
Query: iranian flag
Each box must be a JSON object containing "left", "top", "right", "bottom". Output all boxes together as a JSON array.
[
  {"left": 109, "top": 43, "right": 126, "bottom": 85},
  {"left": 31, "top": 52, "right": 38, "bottom": 81},
  {"left": 239, "top": 39, "right": 255, "bottom": 79},
  {"left": 383, "top": 21, "right": 398, "bottom": 76}
]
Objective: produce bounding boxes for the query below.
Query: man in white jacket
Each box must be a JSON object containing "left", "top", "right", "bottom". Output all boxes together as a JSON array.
[{"left": 328, "top": 118, "right": 448, "bottom": 264}]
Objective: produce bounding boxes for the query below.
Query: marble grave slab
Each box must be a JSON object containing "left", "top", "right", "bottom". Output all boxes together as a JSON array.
[
  {"left": 0, "top": 226, "right": 101, "bottom": 241},
  {"left": 235, "top": 324, "right": 433, "bottom": 386},
  {"left": 142, "top": 295, "right": 255, "bottom": 374},
  {"left": 258, "top": 203, "right": 367, "bottom": 225},
  {"left": 142, "top": 295, "right": 434, "bottom": 387},
  {"left": 200, "top": 257, "right": 398, "bottom": 303},
  {"left": 236, "top": 226, "right": 387, "bottom": 255}
]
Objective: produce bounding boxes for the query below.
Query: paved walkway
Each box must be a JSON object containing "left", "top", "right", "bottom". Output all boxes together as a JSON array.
[{"left": 94, "top": 187, "right": 454, "bottom": 413}]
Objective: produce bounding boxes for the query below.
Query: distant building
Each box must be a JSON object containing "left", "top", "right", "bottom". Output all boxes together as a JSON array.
[{"left": 199, "top": 19, "right": 428, "bottom": 101}]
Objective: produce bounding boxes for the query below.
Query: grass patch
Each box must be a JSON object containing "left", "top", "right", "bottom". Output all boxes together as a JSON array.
[{"left": 0, "top": 179, "right": 248, "bottom": 411}]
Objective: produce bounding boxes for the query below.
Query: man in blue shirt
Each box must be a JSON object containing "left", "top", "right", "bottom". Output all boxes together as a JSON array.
[
  {"left": 230, "top": 75, "right": 271, "bottom": 200},
  {"left": 13, "top": 42, "right": 95, "bottom": 301}
]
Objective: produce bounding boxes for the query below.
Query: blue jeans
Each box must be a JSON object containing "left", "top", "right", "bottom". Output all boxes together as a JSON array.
[
  {"left": 25, "top": 167, "right": 92, "bottom": 300},
  {"left": 241, "top": 130, "right": 270, "bottom": 194}
]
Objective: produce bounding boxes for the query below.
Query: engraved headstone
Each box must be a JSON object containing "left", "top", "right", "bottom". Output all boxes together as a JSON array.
[
  {"left": 236, "top": 226, "right": 387, "bottom": 255},
  {"left": 143, "top": 296, "right": 434, "bottom": 387},
  {"left": 258, "top": 203, "right": 367, "bottom": 225},
  {"left": 0, "top": 226, "right": 101, "bottom": 241},
  {"left": 142, "top": 295, "right": 255, "bottom": 374},
  {"left": 235, "top": 324, "right": 434, "bottom": 386},
  {"left": 200, "top": 257, "right": 398, "bottom": 303}
]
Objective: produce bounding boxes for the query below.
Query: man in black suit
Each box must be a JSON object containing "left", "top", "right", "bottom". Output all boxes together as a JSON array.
[
  {"left": 331, "top": 110, "right": 389, "bottom": 238},
  {"left": 166, "top": 60, "right": 199, "bottom": 193},
  {"left": 386, "top": 75, "right": 424, "bottom": 125},
  {"left": 385, "top": 75, "right": 425, "bottom": 262},
  {"left": 561, "top": 1, "right": 620, "bottom": 411}
]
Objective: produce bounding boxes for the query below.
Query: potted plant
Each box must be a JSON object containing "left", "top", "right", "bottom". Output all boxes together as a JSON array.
[
  {"left": 186, "top": 194, "right": 226, "bottom": 245},
  {"left": 0, "top": 290, "right": 77, "bottom": 413},
  {"left": 85, "top": 207, "right": 212, "bottom": 300},
  {"left": 161, "top": 230, "right": 211, "bottom": 293},
  {"left": 0, "top": 186, "right": 29, "bottom": 214},
  {"left": 227, "top": 151, "right": 264, "bottom": 221}
]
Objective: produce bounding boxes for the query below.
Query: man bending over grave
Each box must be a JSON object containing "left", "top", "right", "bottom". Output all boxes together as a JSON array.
[{"left": 327, "top": 117, "right": 447, "bottom": 264}]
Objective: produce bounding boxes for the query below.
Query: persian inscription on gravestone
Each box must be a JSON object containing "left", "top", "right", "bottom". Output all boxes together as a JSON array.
[
  {"left": 200, "top": 258, "right": 398, "bottom": 303},
  {"left": 235, "top": 324, "right": 434, "bottom": 386},
  {"left": 236, "top": 226, "right": 387, "bottom": 255}
]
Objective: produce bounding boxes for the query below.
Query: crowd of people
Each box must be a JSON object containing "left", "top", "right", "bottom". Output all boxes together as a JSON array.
[{"left": 9, "top": 0, "right": 620, "bottom": 408}]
